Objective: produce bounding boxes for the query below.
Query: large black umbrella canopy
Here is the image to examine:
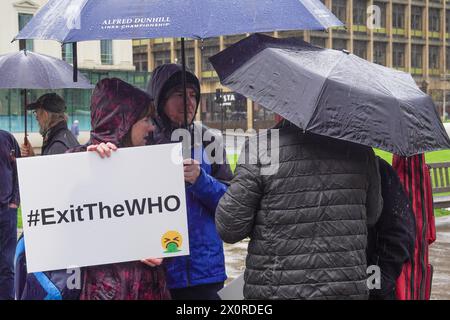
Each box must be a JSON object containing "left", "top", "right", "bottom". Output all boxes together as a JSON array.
[
  {"left": 210, "top": 34, "right": 450, "bottom": 156},
  {"left": 0, "top": 50, "right": 93, "bottom": 141}
]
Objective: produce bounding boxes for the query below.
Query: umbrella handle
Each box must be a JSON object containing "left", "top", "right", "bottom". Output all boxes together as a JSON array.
[
  {"left": 23, "top": 89, "right": 28, "bottom": 144},
  {"left": 181, "top": 37, "right": 187, "bottom": 129},
  {"left": 73, "top": 42, "right": 78, "bottom": 82}
]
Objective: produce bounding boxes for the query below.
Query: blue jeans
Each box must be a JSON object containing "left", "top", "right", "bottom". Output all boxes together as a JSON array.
[{"left": 0, "top": 206, "right": 17, "bottom": 300}]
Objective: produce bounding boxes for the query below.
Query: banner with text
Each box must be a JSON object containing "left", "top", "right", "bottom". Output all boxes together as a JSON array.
[{"left": 17, "top": 143, "right": 189, "bottom": 273}]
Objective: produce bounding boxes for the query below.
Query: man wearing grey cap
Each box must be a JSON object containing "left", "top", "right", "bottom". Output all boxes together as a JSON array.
[{"left": 20, "top": 93, "right": 79, "bottom": 156}]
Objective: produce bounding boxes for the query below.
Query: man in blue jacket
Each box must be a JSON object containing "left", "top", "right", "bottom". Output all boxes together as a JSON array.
[
  {"left": 0, "top": 130, "right": 20, "bottom": 300},
  {"left": 147, "top": 64, "right": 233, "bottom": 299}
]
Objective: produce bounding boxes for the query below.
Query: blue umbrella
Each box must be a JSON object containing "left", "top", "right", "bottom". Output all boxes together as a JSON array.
[
  {"left": 14, "top": 0, "right": 343, "bottom": 127},
  {"left": 0, "top": 50, "right": 93, "bottom": 140},
  {"left": 14, "top": 0, "right": 342, "bottom": 42}
]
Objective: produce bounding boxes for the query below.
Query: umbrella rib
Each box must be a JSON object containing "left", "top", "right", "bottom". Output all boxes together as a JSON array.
[
  {"left": 33, "top": 54, "right": 55, "bottom": 89},
  {"left": 365, "top": 63, "right": 419, "bottom": 155},
  {"left": 304, "top": 52, "right": 347, "bottom": 130}
]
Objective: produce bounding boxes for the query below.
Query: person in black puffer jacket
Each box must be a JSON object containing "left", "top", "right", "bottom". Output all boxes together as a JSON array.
[{"left": 216, "top": 120, "right": 383, "bottom": 300}]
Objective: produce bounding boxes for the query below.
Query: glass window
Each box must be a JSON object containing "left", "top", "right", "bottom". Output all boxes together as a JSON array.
[
  {"left": 393, "top": 5, "right": 405, "bottom": 29},
  {"left": 411, "top": 45, "right": 423, "bottom": 68},
  {"left": 133, "top": 56, "right": 148, "bottom": 72},
  {"left": 332, "top": 39, "right": 347, "bottom": 51},
  {"left": 446, "top": 47, "right": 450, "bottom": 70},
  {"left": 332, "top": 0, "right": 347, "bottom": 23},
  {"left": 429, "top": 8, "right": 440, "bottom": 32},
  {"left": 200, "top": 92, "right": 248, "bottom": 130},
  {"left": 101, "top": 40, "right": 113, "bottom": 65},
  {"left": 353, "top": 0, "right": 367, "bottom": 26},
  {"left": 201, "top": 46, "right": 219, "bottom": 72},
  {"left": 411, "top": 6, "right": 423, "bottom": 31},
  {"left": 393, "top": 43, "right": 405, "bottom": 68},
  {"left": 62, "top": 43, "right": 73, "bottom": 64},
  {"left": 373, "top": 42, "right": 387, "bottom": 65},
  {"left": 353, "top": 41, "right": 367, "bottom": 59},
  {"left": 0, "top": 90, "right": 12, "bottom": 131},
  {"left": 18, "top": 13, "right": 34, "bottom": 51},
  {"left": 176, "top": 48, "right": 195, "bottom": 71},
  {"left": 154, "top": 51, "right": 171, "bottom": 67},
  {"left": 429, "top": 46, "right": 440, "bottom": 69},
  {"left": 447, "top": 10, "right": 450, "bottom": 34},
  {"left": 133, "top": 45, "right": 148, "bottom": 72}
]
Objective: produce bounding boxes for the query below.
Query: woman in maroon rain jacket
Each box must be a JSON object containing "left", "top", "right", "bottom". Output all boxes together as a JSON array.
[{"left": 69, "top": 78, "right": 171, "bottom": 300}]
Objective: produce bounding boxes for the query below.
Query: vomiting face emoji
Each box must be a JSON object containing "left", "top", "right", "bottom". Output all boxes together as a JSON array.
[{"left": 162, "top": 231, "right": 182, "bottom": 253}]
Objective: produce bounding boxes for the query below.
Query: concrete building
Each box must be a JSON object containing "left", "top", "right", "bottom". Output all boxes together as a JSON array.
[{"left": 133, "top": 0, "right": 450, "bottom": 130}]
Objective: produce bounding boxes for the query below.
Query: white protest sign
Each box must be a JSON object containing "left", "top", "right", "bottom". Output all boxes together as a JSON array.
[{"left": 17, "top": 143, "right": 189, "bottom": 273}]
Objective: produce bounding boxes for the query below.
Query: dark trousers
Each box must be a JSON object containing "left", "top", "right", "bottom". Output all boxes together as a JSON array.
[
  {"left": 170, "top": 282, "right": 224, "bottom": 300},
  {"left": 0, "top": 207, "right": 17, "bottom": 300}
]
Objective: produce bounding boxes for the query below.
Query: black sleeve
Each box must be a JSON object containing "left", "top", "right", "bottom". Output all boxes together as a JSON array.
[
  {"left": 46, "top": 141, "right": 70, "bottom": 155},
  {"left": 368, "top": 158, "right": 416, "bottom": 300},
  {"left": 366, "top": 151, "right": 383, "bottom": 227},
  {"left": 215, "top": 142, "right": 264, "bottom": 244}
]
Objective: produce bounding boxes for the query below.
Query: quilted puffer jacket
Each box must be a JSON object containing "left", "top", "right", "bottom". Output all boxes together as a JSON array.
[{"left": 216, "top": 121, "right": 383, "bottom": 300}]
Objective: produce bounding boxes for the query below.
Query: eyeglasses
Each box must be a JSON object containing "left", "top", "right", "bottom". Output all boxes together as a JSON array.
[{"left": 32, "top": 108, "right": 46, "bottom": 117}]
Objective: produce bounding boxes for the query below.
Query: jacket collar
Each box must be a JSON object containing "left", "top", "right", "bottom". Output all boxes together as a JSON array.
[{"left": 42, "top": 120, "right": 68, "bottom": 147}]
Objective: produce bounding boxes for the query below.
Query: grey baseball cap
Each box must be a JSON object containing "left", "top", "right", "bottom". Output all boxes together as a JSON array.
[{"left": 27, "top": 93, "right": 66, "bottom": 113}]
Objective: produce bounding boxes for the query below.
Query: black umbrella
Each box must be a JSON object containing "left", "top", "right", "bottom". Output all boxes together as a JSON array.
[
  {"left": 210, "top": 34, "right": 450, "bottom": 156},
  {"left": 0, "top": 50, "right": 93, "bottom": 143}
]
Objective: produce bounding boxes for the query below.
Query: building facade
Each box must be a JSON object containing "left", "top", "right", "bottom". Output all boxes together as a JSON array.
[
  {"left": 0, "top": 0, "right": 149, "bottom": 133},
  {"left": 133, "top": 0, "right": 450, "bottom": 130}
]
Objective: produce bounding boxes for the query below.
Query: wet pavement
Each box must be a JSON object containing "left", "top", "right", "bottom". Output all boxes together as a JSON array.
[
  {"left": 223, "top": 216, "right": 450, "bottom": 300},
  {"left": 224, "top": 240, "right": 248, "bottom": 283},
  {"left": 429, "top": 216, "right": 450, "bottom": 300}
]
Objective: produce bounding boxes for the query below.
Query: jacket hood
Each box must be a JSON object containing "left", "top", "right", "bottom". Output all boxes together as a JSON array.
[
  {"left": 147, "top": 64, "right": 200, "bottom": 127},
  {"left": 90, "top": 78, "right": 152, "bottom": 146}
]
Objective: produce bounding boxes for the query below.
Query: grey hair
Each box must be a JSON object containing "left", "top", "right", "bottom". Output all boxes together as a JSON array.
[{"left": 45, "top": 111, "right": 68, "bottom": 130}]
